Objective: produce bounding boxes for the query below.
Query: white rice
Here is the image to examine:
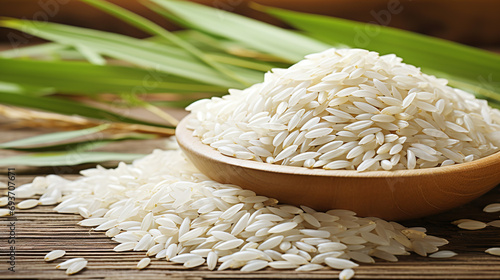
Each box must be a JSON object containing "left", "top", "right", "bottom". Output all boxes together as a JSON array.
[
  {"left": 488, "top": 220, "right": 500, "bottom": 228},
  {"left": 429, "top": 250, "right": 457, "bottom": 258},
  {"left": 339, "top": 268, "right": 355, "bottom": 280},
  {"left": 44, "top": 250, "right": 66, "bottom": 262},
  {"left": 0, "top": 209, "right": 11, "bottom": 217},
  {"left": 486, "top": 247, "right": 500, "bottom": 256},
  {"left": 56, "top": 258, "right": 86, "bottom": 270},
  {"left": 17, "top": 199, "right": 39, "bottom": 209},
  {"left": 66, "top": 259, "right": 87, "bottom": 275},
  {"left": 137, "top": 257, "right": 151, "bottom": 269},
  {"left": 187, "top": 48, "right": 500, "bottom": 171},
  {"left": 12, "top": 149, "right": 454, "bottom": 277},
  {"left": 456, "top": 220, "right": 487, "bottom": 230},
  {"left": 484, "top": 203, "right": 500, "bottom": 213},
  {"left": 0, "top": 196, "right": 8, "bottom": 207}
]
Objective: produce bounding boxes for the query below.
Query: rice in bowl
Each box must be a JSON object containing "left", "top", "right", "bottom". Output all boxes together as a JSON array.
[{"left": 187, "top": 48, "right": 500, "bottom": 171}]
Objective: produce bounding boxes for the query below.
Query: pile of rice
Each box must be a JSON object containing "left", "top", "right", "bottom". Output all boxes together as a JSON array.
[
  {"left": 6, "top": 48, "right": 500, "bottom": 278},
  {"left": 11, "top": 149, "right": 450, "bottom": 277},
  {"left": 187, "top": 48, "right": 500, "bottom": 171}
]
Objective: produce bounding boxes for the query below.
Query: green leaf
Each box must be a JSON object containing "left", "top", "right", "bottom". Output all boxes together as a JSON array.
[
  {"left": 0, "top": 82, "right": 24, "bottom": 93},
  {"left": 261, "top": 6, "right": 500, "bottom": 100},
  {"left": 166, "top": 30, "right": 234, "bottom": 52},
  {"left": 430, "top": 71, "right": 500, "bottom": 105},
  {"left": 0, "top": 81, "right": 55, "bottom": 95},
  {"left": 0, "top": 19, "right": 249, "bottom": 88},
  {"left": 0, "top": 42, "right": 68, "bottom": 58},
  {"left": 80, "top": 0, "right": 251, "bottom": 86},
  {"left": 149, "top": 0, "right": 329, "bottom": 62},
  {"left": 142, "top": 0, "right": 196, "bottom": 30},
  {"left": 5, "top": 139, "right": 109, "bottom": 152},
  {"left": 0, "top": 124, "right": 109, "bottom": 148},
  {"left": 3, "top": 133, "right": 157, "bottom": 152},
  {"left": 0, "top": 151, "right": 145, "bottom": 166},
  {"left": 206, "top": 53, "right": 273, "bottom": 72},
  {"left": 0, "top": 91, "right": 173, "bottom": 128},
  {"left": 0, "top": 58, "right": 229, "bottom": 94},
  {"left": 75, "top": 44, "right": 107, "bottom": 65}
]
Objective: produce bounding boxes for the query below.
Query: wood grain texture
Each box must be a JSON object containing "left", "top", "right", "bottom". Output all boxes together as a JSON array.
[
  {"left": 176, "top": 115, "right": 500, "bottom": 221},
  {"left": 0, "top": 176, "right": 499, "bottom": 279},
  {"left": 1, "top": 111, "right": 500, "bottom": 279}
]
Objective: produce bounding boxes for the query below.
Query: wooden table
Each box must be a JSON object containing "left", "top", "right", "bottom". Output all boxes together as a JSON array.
[{"left": 1, "top": 119, "right": 500, "bottom": 279}]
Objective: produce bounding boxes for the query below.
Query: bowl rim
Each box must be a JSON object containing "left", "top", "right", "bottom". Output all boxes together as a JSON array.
[{"left": 176, "top": 114, "right": 500, "bottom": 178}]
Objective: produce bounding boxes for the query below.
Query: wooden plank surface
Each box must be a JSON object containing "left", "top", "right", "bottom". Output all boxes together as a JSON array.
[
  {"left": 0, "top": 176, "right": 499, "bottom": 279},
  {"left": 1, "top": 125, "right": 500, "bottom": 279}
]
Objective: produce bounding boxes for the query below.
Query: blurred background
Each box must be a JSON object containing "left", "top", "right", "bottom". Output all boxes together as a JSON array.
[
  {"left": 0, "top": 0, "right": 500, "bottom": 173},
  {"left": 1, "top": 0, "right": 499, "bottom": 50}
]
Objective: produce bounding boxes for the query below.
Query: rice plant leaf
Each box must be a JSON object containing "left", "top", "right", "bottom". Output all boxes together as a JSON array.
[
  {"left": 152, "top": 31, "right": 280, "bottom": 71},
  {"left": 0, "top": 124, "right": 109, "bottom": 149},
  {"left": 206, "top": 53, "right": 274, "bottom": 72},
  {"left": 431, "top": 71, "right": 500, "bottom": 105},
  {"left": 81, "top": 0, "right": 251, "bottom": 86},
  {"left": 0, "top": 19, "right": 248, "bottom": 88},
  {"left": 0, "top": 81, "right": 54, "bottom": 95},
  {"left": 3, "top": 133, "right": 157, "bottom": 152},
  {"left": 0, "top": 151, "right": 145, "bottom": 166},
  {"left": 0, "top": 42, "right": 67, "bottom": 58},
  {"left": 75, "top": 44, "right": 107, "bottom": 65},
  {"left": 166, "top": 30, "right": 234, "bottom": 52},
  {"left": 4, "top": 139, "right": 110, "bottom": 152},
  {"left": 0, "top": 58, "right": 228, "bottom": 94},
  {"left": 0, "top": 91, "right": 172, "bottom": 128},
  {"left": 1, "top": 42, "right": 92, "bottom": 61},
  {"left": 260, "top": 6, "right": 500, "bottom": 98},
  {"left": 0, "top": 82, "right": 24, "bottom": 93},
  {"left": 149, "top": 0, "right": 329, "bottom": 62}
]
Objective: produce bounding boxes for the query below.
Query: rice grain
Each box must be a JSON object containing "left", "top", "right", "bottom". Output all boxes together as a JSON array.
[
  {"left": 66, "top": 259, "right": 87, "bottom": 275},
  {"left": 187, "top": 48, "right": 500, "bottom": 171},
  {"left": 484, "top": 203, "right": 500, "bottom": 213},
  {"left": 429, "top": 251, "right": 457, "bottom": 258},
  {"left": 339, "top": 268, "right": 355, "bottom": 280},
  {"left": 18, "top": 199, "right": 39, "bottom": 209},
  {"left": 457, "top": 220, "right": 487, "bottom": 230},
  {"left": 137, "top": 258, "right": 151, "bottom": 269},
  {"left": 485, "top": 247, "right": 500, "bottom": 256},
  {"left": 19, "top": 149, "right": 453, "bottom": 273},
  {"left": 44, "top": 250, "right": 66, "bottom": 262}
]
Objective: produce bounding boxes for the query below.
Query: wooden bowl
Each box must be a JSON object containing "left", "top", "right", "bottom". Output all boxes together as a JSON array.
[{"left": 176, "top": 115, "right": 500, "bottom": 220}]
